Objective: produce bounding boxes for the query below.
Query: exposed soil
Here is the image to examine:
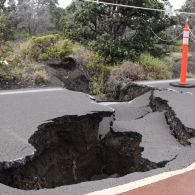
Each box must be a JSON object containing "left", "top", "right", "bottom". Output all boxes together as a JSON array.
[
  {"left": 172, "top": 54, "right": 195, "bottom": 78},
  {"left": 0, "top": 111, "right": 169, "bottom": 190},
  {"left": 0, "top": 77, "right": 48, "bottom": 90},
  {"left": 0, "top": 80, "right": 193, "bottom": 191},
  {"left": 150, "top": 91, "right": 193, "bottom": 145},
  {"left": 45, "top": 59, "right": 90, "bottom": 93},
  {"left": 0, "top": 58, "right": 90, "bottom": 93},
  {"left": 98, "top": 83, "right": 154, "bottom": 102}
]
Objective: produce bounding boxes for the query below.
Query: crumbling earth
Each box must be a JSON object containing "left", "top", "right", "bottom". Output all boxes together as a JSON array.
[{"left": 0, "top": 81, "right": 195, "bottom": 195}]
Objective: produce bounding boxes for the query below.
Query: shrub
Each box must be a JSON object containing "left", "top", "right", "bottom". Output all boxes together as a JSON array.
[
  {"left": 138, "top": 53, "right": 172, "bottom": 80},
  {"left": 92, "top": 60, "right": 148, "bottom": 97},
  {"left": 21, "top": 34, "right": 72, "bottom": 62},
  {"left": 0, "top": 14, "right": 14, "bottom": 42},
  {"left": 33, "top": 70, "right": 49, "bottom": 85},
  {"left": 0, "top": 43, "right": 13, "bottom": 59},
  {"left": 119, "top": 61, "right": 146, "bottom": 82},
  {"left": 169, "top": 40, "right": 182, "bottom": 53},
  {"left": 72, "top": 44, "right": 108, "bottom": 78},
  {"left": 106, "top": 61, "right": 146, "bottom": 84},
  {"left": 92, "top": 66, "right": 111, "bottom": 95},
  {"left": 187, "top": 72, "right": 195, "bottom": 78},
  {"left": 13, "top": 30, "right": 30, "bottom": 41},
  {"left": 59, "top": 40, "right": 74, "bottom": 60},
  {"left": 0, "top": 62, "right": 24, "bottom": 82},
  {"left": 72, "top": 44, "right": 110, "bottom": 94},
  {"left": 88, "top": 34, "right": 138, "bottom": 64},
  {"left": 0, "top": 65, "right": 12, "bottom": 81},
  {"left": 10, "top": 67, "right": 28, "bottom": 82},
  {"left": 0, "top": 41, "right": 50, "bottom": 87}
]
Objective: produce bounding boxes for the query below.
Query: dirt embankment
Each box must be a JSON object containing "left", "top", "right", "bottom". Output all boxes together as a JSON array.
[
  {"left": 172, "top": 53, "right": 195, "bottom": 78},
  {"left": 0, "top": 57, "right": 90, "bottom": 93}
]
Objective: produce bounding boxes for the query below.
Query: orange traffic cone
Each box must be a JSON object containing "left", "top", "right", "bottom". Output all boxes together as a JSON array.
[
  {"left": 170, "top": 18, "right": 195, "bottom": 88},
  {"left": 180, "top": 18, "right": 189, "bottom": 85}
]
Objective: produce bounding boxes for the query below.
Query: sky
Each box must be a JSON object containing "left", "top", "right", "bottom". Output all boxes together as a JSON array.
[
  {"left": 59, "top": 0, "right": 187, "bottom": 9},
  {"left": 169, "top": 0, "right": 186, "bottom": 9},
  {"left": 59, "top": 0, "right": 72, "bottom": 8}
]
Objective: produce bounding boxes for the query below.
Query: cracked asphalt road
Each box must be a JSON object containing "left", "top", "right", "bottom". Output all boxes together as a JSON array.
[
  {"left": 0, "top": 88, "right": 113, "bottom": 162},
  {"left": 1, "top": 79, "right": 195, "bottom": 195},
  {"left": 137, "top": 78, "right": 195, "bottom": 94}
]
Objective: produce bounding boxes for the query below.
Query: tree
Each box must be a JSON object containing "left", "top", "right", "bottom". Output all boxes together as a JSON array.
[
  {"left": 177, "top": 0, "right": 195, "bottom": 52},
  {"left": 64, "top": 0, "right": 177, "bottom": 63},
  {"left": 0, "top": 13, "right": 14, "bottom": 42},
  {"left": 0, "top": 0, "right": 16, "bottom": 12},
  {"left": 50, "top": 7, "right": 66, "bottom": 31},
  {"left": 8, "top": 0, "right": 16, "bottom": 6},
  {"left": 15, "top": 0, "right": 58, "bottom": 34},
  {"left": 0, "top": 0, "right": 6, "bottom": 12},
  {"left": 179, "top": 0, "right": 195, "bottom": 31}
]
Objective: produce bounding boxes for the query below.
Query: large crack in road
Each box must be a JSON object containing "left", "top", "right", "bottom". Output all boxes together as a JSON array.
[
  {"left": 0, "top": 85, "right": 195, "bottom": 194},
  {"left": 0, "top": 110, "right": 169, "bottom": 190},
  {"left": 150, "top": 90, "right": 195, "bottom": 145}
]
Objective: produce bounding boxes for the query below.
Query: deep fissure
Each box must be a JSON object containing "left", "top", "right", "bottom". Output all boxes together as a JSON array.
[
  {"left": 0, "top": 110, "right": 170, "bottom": 190},
  {"left": 0, "top": 84, "right": 192, "bottom": 191},
  {"left": 150, "top": 91, "right": 195, "bottom": 145}
]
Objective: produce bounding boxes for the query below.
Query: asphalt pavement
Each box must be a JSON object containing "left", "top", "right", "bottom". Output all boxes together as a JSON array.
[
  {"left": 137, "top": 78, "right": 195, "bottom": 94},
  {"left": 0, "top": 88, "right": 113, "bottom": 162},
  {"left": 1, "top": 79, "right": 195, "bottom": 195}
]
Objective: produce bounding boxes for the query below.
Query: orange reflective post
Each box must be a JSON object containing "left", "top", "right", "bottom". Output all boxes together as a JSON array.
[{"left": 180, "top": 18, "right": 190, "bottom": 85}]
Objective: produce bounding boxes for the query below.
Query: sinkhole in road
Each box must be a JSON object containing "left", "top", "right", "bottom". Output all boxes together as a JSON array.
[{"left": 0, "top": 112, "right": 168, "bottom": 190}]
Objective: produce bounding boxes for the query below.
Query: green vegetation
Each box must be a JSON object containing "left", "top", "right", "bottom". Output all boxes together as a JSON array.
[
  {"left": 187, "top": 72, "right": 195, "bottom": 78},
  {"left": 33, "top": 69, "right": 49, "bottom": 84},
  {"left": 90, "top": 54, "right": 173, "bottom": 95},
  {"left": 0, "top": 60, "right": 49, "bottom": 86},
  {"left": 0, "top": 42, "right": 49, "bottom": 86},
  {"left": 0, "top": 0, "right": 188, "bottom": 94},
  {"left": 138, "top": 53, "right": 172, "bottom": 80},
  {"left": 65, "top": 0, "right": 177, "bottom": 63},
  {"left": 0, "top": 14, "right": 14, "bottom": 42},
  {"left": 72, "top": 44, "right": 110, "bottom": 94},
  {"left": 21, "top": 34, "right": 72, "bottom": 62}
]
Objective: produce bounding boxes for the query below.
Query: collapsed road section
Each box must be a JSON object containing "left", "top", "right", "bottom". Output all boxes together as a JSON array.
[
  {"left": 0, "top": 85, "right": 195, "bottom": 195},
  {"left": 150, "top": 90, "right": 195, "bottom": 145},
  {"left": 0, "top": 88, "right": 169, "bottom": 190},
  {"left": 0, "top": 88, "right": 113, "bottom": 190}
]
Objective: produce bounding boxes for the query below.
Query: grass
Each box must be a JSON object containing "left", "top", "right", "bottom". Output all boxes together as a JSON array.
[
  {"left": 138, "top": 53, "right": 172, "bottom": 80},
  {"left": 187, "top": 72, "right": 195, "bottom": 78}
]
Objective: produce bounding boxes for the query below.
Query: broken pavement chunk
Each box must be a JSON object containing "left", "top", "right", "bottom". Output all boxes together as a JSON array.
[{"left": 150, "top": 90, "right": 195, "bottom": 145}]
